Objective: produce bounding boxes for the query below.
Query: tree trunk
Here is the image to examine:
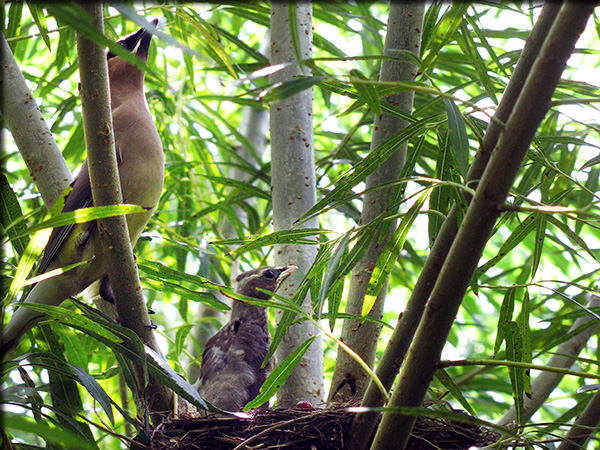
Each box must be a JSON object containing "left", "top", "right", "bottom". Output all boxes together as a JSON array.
[
  {"left": 347, "top": 3, "right": 561, "bottom": 448},
  {"left": 270, "top": 0, "right": 323, "bottom": 408},
  {"left": 328, "top": 1, "right": 424, "bottom": 403}
]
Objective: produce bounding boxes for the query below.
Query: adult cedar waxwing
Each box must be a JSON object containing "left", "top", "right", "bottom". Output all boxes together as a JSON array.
[
  {"left": 1, "top": 20, "right": 164, "bottom": 358},
  {"left": 197, "top": 265, "right": 297, "bottom": 412}
]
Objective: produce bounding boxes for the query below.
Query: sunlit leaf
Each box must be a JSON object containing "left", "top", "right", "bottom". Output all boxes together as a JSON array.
[{"left": 244, "top": 336, "right": 317, "bottom": 411}]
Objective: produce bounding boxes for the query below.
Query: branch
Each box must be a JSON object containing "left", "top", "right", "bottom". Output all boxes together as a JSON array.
[
  {"left": 370, "top": 3, "right": 597, "bottom": 449},
  {"left": 0, "top": 32, "right": 72, "bottom": 207},
  {"left": 328, "top": 0, "right": 425, "bottom": 405},
  {"left": 556, "top": 388, "right": 600, "bottom": 450},
  {"left": 74, "top": 3, "right": 172, "bottom": 424},
  {"left": 350, "top": 4, "right": 563, "bottom": 448}
]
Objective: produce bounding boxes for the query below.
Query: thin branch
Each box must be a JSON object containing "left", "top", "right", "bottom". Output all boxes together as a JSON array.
[
  {"left": 556, "top": 390, "right": 600, "bottom": 450},
  {"left": 74, "top": 3, "right": 172, "bottom": 424}
]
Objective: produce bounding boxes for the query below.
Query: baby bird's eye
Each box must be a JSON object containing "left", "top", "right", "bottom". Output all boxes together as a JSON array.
[{"left": 263, "top": 269, "right": 275, "bottom": 279}]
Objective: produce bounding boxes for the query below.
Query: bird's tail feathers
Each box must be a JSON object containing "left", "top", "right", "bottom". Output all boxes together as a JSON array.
[{"left": 1, "top": 277, "right": 70, "bottom": 361}]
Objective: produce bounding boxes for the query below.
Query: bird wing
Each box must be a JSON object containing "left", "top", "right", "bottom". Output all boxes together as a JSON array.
[
  {"left": 233, "top": 319, "right": 271, "bottom": 401},
  {"left": 37, "top": 149, "right": 122, "bottom": 275},
  {"left": 199, "top": 318, "right": 271, "bottom": 409}
]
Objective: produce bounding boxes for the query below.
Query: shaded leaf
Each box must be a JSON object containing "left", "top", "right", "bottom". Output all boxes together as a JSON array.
[
  {"left": 435, "top": 369, "right": 476, "bottom": 416},
  {"left": 69, "top": 364, "right": 115, "bottom": 425},
  {"left": 443, "top": 98, "right": 469, "bottom": 178}
]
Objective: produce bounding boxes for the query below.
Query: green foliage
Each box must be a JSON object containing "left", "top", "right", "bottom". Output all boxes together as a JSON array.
[{"left": 2, "top": 2, "right": 600, "bottom": 449}]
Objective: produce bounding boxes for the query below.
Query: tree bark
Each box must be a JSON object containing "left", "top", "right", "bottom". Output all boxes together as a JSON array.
[
  {"left": 371, "top": 4, "right": 596, "bottom": 449},
  {"left": 347, "top": 3, "right": 561, "bottom": 448},
  {"left": 270, "top": 0, "right": 323, "bottom": 408},
  {"left": 328, "top": 1, "right": 424, "bottom": 403},
  {"left": 0, "top": 32, "right": 73, "bottom": 207},
  {"left": 556, "top": 388, "right": 600, "bottom": 450},
  {"left": 75, "top": 2, "right": 172, "bottom": 424}
]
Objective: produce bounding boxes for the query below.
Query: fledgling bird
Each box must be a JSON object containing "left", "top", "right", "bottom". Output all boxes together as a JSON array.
[
  {"left": 1, "top": 20, "right": 164, "bottom": 358},
  {"left": 197, "top": 265, "right": 297, "bottom": 412}
]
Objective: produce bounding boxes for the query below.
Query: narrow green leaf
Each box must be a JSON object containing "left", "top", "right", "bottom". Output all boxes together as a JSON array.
[
  {"left": 288, "top": 1, "right": 303, "bottom": 73},
  {"left": 4, "top": 227, "right": 52, "bottom": 307},
  {"left": 443, "top": 98, "right": 469, "bottom": 178},
  {"left": 46, "top": 4, "right": 154, "bottom": 74},
  {"left": 0, "top": 171, "right": 29, "bottom": 256},
  {"left": 141, "top": 278, "right": 229, "bottom": 311},
  {"left": 519, "top": 290, "right": 532, "bottom": 397},
  {"left": 144, "top": 346, "right": 217, "bottom": 413},
  {"left": 580, "top": 154, "right": 600, "bottom": 171},
  {"left": 6, "top": 204, "right": 147, "bottom": 244},
  {"left": 531, "top": 215, "right": 546, "bottom": 280},
  {"left": 476, "top": 214, "right": 537, "bottom": 277},
  {"left": 464, "top": 14, "right": 509, "bottom": 79},
  {"left": 6, "top": 0, "right": 23, "bottom": 40},
  {"left": 505, "top": 321, "right": 524, "bottom": 425},
  {"left": 547, "top": 215, "right": 598, "bottom": 263},
  {"left": 327, "top": 281, "right": 345, "bottom": 332},
  {"left": 259, "top": 76, "right": 326, "bottom": 103},
  {"left": 297, "top": 115, "right": 434, "bottom": 225},
  {"left": 435, "top": 369, "right": 476, "bottom": 416},
  {"left": 317, "top": 230, "right": 353, "bottom": 318},
  {"left": 174, "top": 324, "right": 195, "bottom": 359},
  {"left": 212, "top": 228, "right": 327, "bottom": 258},
  {"left": 6, "top": 303, "right": 122, "bottom": 344},
  {"left": 364, "top": 190, "right": 430, "bottom": 316},
  {"left": 349, "top": 69, "right": 382, "bottom": 116},
  {"left": 3, "top": 413, "right": 95, "bottom": 450},
  {"left": 429, "top": 133, "right": 453, "bottom": 246},
  {"left": 267, "top": 280, "right": 312, "bottom": 364},
  {"left": 111, "top": 3, "right": 202, "bottom": 62},
  {"left": 244, "top": 336, "right": 317, "bottom": 411},
  {"left": 69, "top": 364, "right": 115, "bottom": 425},
  {"left": 495, "top": 287, "right": 516, "bottom": 356},
  {"left": 32, "top": 331, "right": 99, "bottom": 449},
  {"left": 138, "top": 258, "right": 228, "bottom": 291},
  {"left": 456, "top": 21, "right": 499, "bottom": 105},
  {"left": 27, "top": 4, "right": 52, "bottom": 51},
  {"left": 420, "top": 3, "right": 469, "bottom": 74},
  {"left": 201, "top": 175, "right": 271, "bottom": 200}
]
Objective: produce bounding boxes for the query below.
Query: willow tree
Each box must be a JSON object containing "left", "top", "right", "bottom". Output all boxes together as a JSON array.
[{"left": 2, "top": 3, "right": 600, "bottom": 450}]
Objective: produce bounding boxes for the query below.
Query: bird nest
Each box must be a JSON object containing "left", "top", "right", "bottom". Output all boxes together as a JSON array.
[{"left": 150, "top": 403, "right": 501, "bottom": 450}]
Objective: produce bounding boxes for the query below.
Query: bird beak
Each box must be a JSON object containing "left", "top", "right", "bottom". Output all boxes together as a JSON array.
[{"left": 276, "top": 264, "right": 298, "bottom": 289}]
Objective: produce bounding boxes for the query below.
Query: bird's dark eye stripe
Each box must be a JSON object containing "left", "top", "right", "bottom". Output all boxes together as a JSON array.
[{"left": 263, "top": 269, "right": 275, "bottom": 279}]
